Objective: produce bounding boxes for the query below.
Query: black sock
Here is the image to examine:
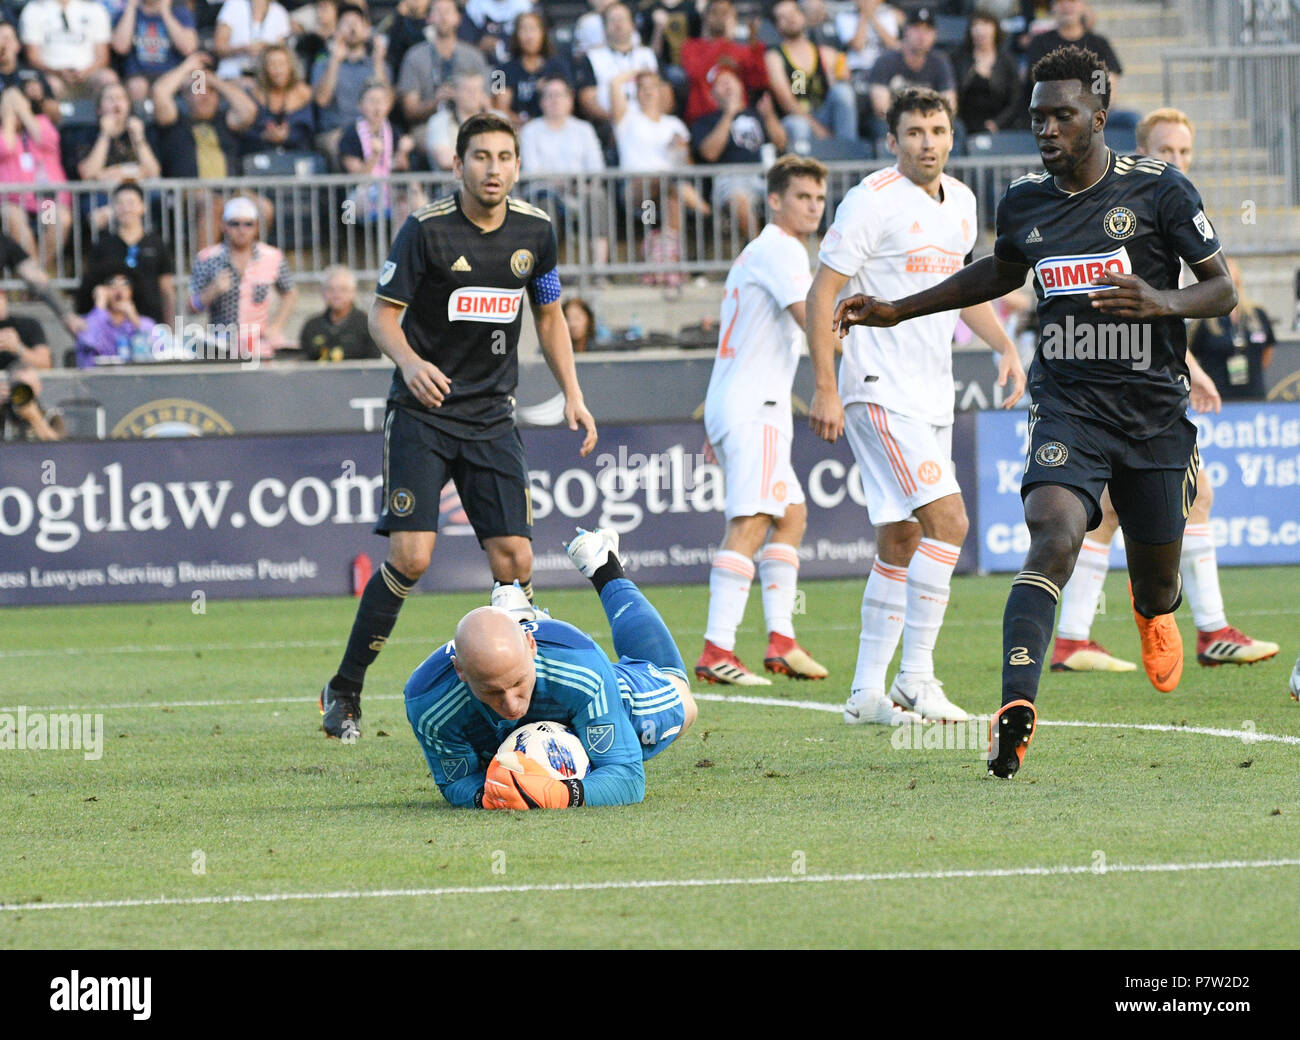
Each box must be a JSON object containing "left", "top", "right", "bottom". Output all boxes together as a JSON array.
[
  {"left": 1001, "top": 571, "right": 1060, "bottom": 707},
  {"left": 520, "top": 578, "right": 534, "bottom": 603},
  {"left": 591, "top": 556, "right": 626, "bottom": 594},
  {"left": 335, "top": 562, "right": 417, "bottom": 689}
]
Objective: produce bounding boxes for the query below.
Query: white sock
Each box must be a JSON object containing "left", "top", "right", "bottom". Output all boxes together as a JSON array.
[
  {"left": 704, "top": 550, "right": 754, "bottom": 652},
  {"left": 758, "top": 543, "right": 799, "bottom": 639},
  {"left": 900, "top": 538, "right": 960, "bottom": 678},
  {"left": 1181, "top": 524, "right": 1227, "bottom": 632},
  {"left": 852, "top": 558, "right": 907, "bottom": 692},
  {"left": 1057, "top": 537, "right": 1110, "bottom": 640}
]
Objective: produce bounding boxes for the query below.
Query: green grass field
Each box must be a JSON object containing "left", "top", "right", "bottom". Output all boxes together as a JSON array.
[{"left": 2, "top": 567, "right": 1298, "bottom": 949}]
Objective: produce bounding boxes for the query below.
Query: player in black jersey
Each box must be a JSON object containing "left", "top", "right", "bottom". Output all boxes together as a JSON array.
[
  {"left": 319, "top": 110, "right": 598, "bottom": 742},
  {"left": 831, "top": 46, "right": 1238, "bottom": 777}
]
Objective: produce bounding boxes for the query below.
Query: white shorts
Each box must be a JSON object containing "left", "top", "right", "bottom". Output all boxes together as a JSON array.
[
  {"left": 843, "top": 402, "right": 960, "bottom": 526},
  {"left": 712, "top": 421, "right": 805, "bottom": 521}
]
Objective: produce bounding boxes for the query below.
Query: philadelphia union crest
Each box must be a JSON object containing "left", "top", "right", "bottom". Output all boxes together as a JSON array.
[
  {"left": 1034, "top": 442, "right": 1069, "bottom": 467},
  {"left": 1103, "top": 206, "right": 1137, "bottom": 240}
]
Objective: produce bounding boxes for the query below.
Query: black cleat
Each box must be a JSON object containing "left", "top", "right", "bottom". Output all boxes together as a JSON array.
[
  {"left": 986, "top": 699, "right": 1037, "bottom": 779},
  {"left": 320, "top": 683, "right": 361, "bottom": 743}
]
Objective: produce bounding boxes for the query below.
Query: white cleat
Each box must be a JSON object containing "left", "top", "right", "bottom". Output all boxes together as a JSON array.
[
  {"left": 843, "top": 688, "right": 923, "bottom": 726},
  {"left": 889, "top": 674, "right": 969, "bottom": 723},
  {"left": 564, "top": 526, "right": 621, "bottom": 577},
  {"left": 490, "top": 580, "right": 538, "bottom": 623}
]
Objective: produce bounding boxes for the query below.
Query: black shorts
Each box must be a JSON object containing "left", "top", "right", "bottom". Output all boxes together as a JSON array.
[
  {"left": 377, "top": 406, "right": 532, "bottom": 543},
  {"left": 1022, "top": 403, "right": 1200, "bottom": 545}
]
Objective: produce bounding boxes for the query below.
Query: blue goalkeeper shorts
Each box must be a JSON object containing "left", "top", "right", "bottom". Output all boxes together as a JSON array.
[{"left": 613, "top": 658, "right": 687, "bottom": 761}]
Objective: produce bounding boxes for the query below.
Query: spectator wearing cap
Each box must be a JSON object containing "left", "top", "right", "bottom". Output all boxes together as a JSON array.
[
  {"left": 398, "top": 0, "right": 489, "bottom": 135},
  {"left": 0, "top": 84, "right": 71, "bottom": 271},
  {"left": 298, "top": 265, "right": 378, "bottom": 361},
  {"left": 690, "top": 59, "right": 785, "bottom": 241},
  {"left": 952, "top": 9, "right": 1023, "bottom": 134},
  {"left": 110, "top": 0, "right": 199, "bottom": 104},
  {"left": 680, "top": 0, "right": 768, "bottom": 126},
  {"left": 19, "top": 0, "right": 112, "bottom": 98},
  {"left": 77, "top": 181, "right": 175, "bottom": 325},
  {"left": 76, "top": 266, "right": 160, "bottom": 367},
  {"left": 491, "top": 11, "right": 568, "bottom": 127},
  {"left": 866, "top": 8, "right": 956, "bottom": 139},
  {"left": 190, "top": 196, "right": 297, "bottom": 358},
  {"left": 214, "top": 0, "right": 293, "bottom": 82},
  {"left": 574, "top": 2, "right": 657, "bottom": 145},
  {"left": 312, "top": 3, "right": 388, "bottom": 163},
  {"left": 463, "top": 0, "right": 534, "bottom": 65},
  {"left": 765, "top": 0, "right": 857, "bottom": 152},
  {"left": 1024, "top": 0, "right": 1122, "bottom": 101}
]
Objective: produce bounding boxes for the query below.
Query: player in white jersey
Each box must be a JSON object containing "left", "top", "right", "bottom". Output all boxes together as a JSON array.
[
  {"left": 806, "top": 88, "right": 1026, "bottom": 725},
  {"left": 696, "top": 155, "right": 831, "bottom": 686},
  {"left": 1050, "top": 107, "right": 1279, "bottom": 673}
]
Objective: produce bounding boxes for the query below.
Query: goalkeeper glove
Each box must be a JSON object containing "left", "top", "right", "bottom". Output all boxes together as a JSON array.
[{"left": 481, "top": 751, "right": 584, "bottom": 810}]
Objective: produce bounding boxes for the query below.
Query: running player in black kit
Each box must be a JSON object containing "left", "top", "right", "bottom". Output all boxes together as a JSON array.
[
  {"left": 831, "top": 47, "right": 1237, "bottom": 777},
  {"left": 319, "top": 110, "right": 598, "bottom": 742}
]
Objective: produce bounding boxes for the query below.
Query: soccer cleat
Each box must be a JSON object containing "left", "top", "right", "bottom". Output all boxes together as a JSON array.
[
  {"left": 843, "top": 688, "right": 922, "bottom": 726},
  {"left": 563, "top": 526, "right": 621, "bottom": 577},
  {"left": 1050, "top": 637, "right": 1137, "bottom": 672},
  {"left": 987, "top": 699, "right": 1037, "bottom": 778},
  {"left": 888, "top": 673, "right": 968, "bottom": 722},
  {"left": 1195, "top": 626, "right": 1280, "bottom": 667},
  {"left": 695, "top": 640, "right": 771, "bottom": 686},
  {"left": 320, "top": 683, "right": 361, "bottom": 743},
  {"left": 1132, "top": 608, "right": 1183, "bottom": 692},
  {"left": 491, "top": 580, "right": 538, "bottom": 623},
  {"left": 764, "top": 633, "right": 828, "bottom": 680}
]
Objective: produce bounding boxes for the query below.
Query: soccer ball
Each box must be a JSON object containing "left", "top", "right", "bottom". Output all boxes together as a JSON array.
[{"left": 498, "top": 721, "right": 590, "bottom": 779}]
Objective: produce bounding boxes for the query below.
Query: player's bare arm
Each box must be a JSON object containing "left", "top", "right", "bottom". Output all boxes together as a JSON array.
[
  {"left": 1089, "top": 252, "right": 1236, "bottom": 320},
  {"left": 1184, "top": 349, "right": 1222, "bottom": 413},
  {"left": 834, "top": 254, "right": 1029, "bottom": 333},
  {"left": 805, "top": 263, "right": 850, "bottom": 443},
  {"left": 368, "top": 297, "right": 451, "bottom": 408},
  {"left": 534, "top": 298, "right": 597, "bottom": 456},
  {"left": 959, "top": 302, "right": 1026, "bottom": 409}
]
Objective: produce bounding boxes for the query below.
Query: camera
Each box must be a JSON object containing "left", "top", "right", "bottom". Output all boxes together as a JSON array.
[{"left": 7, "top": 380, "right": 33, "bottom": 408}]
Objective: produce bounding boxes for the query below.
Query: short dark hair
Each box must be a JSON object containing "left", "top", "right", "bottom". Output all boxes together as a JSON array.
[
  {"left": 455, "top": 110, "right": 519, "bottom": 160},
  {"left": 1031, "top": 44, "right": 1111, "bottom": 111},
  {"left": 508, "top": 11, "right": 554, "bottom": 60},
  {"left": 112, "top": 181, "right": 144, "bottom": 202},
  {"left": 886, "top": 86, "right": 952, "bottom": 137},
  {"left": 336, "top": 3, "right": 366, "bottom": 20},
  {"left": 767, "top": 154, "right": 826, "bottom": 197}
]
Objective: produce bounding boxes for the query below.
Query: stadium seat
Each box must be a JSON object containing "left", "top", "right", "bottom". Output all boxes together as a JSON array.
[
  {"left": 807, "top": 137, "right": 875, "bottom": 161},
  {"left": 57, "top": 98, "right": 97, "bottom": 128},
  {"left": 1107, "top": 109, "right": 1141, "bottom": 155},
  {"left": 965, "top": 130, "right": 1040, "bottom": 156},
  {"left": 242, "top": 151, "right": 328, "bottom": 251},
  {"left": 935, "top": 14, "right": 968, "bottom": 49}
]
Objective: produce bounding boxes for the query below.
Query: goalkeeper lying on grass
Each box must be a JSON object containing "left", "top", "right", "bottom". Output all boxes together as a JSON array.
[{"left": 405, "top": 528, "right": 698, "bottom": 809}]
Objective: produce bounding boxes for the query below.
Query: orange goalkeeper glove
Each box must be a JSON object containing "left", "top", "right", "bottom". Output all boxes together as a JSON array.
[{"left": 481, "top": 751, "right": 585, "bottom": 810}]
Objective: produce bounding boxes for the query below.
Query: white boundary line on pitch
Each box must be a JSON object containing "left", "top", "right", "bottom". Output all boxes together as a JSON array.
[{"left": 4, "top": 857, "right": 1299, "bottom": 913}]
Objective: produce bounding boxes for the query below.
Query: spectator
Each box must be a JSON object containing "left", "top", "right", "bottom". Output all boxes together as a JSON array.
[
  {"left": 397, "top": 0, "right": 488, "bottom": 134},
  {"left": 293, "top": 0, "right": 338, "bottom": 73},
  {"left": 339, "top": 80, "right": 418, "bottom": 220},
  {"left": 190, "top": 196, "right": 297, "bottom": 358},
  {"left": 0, "top": 287, "right": 51, "bottom": 370},
  {"left": 298, "top": 264, "right": 377, "bottom": 360},
  {"left": 0, "top": 18, "right": 57, "bottom": 117},
  {"left": 463, "top": 0, "right": 534, "bottom": 64},
  {"left": 243, "top": 44, "right": 315, "bottom": 156},
  {"left": 765, "top": 0, "right": 856, "bottom": 151},
  {"left": 492, "top": 11, "right": 567, "bottom": 127},
  {"left": 424, "top": 70, "right": 489, "bottom": 169},
  {"left": 837, "top": 0, "right": 899, "bottom": 130},
  {"left": 952, "top": 9, "right": 1023, "bottom": 134},
  {"left": 1189, "top": 259, "right": 1275, "bottom": 402},
  {"left": 575, "top": 3, "right": 657, "bottom": 136},
  {"left": 573, "top": 0, "right": 616, "bottom": 58},
  {"left": 311, "top": 3, "right": 387, "bottom": 161},
  {"left": 76, "top": 268, "right": 159, "bottom": 366},
  {"left": 563, "top": 296, "right": 595, "bottom": 353},
  {"left": 77, "top": 181, "right": 175, "bottom": 324},
  {"left": 690, "top": 60, "right": 785, "bottom": 240},
  {"left": 111, "top": 0, "right": 199, "bottom": 103},
  {"left": 518, "top": 75, "right": 609, "bottom": 266},
  {"left": 1, "top": 363, "right": 62, "bottom": 439},
  {"left": 73, "top": 79, "right": 162, "bottom": 181},
  {"left": 867, "top": 8, "right": 956, "bottom": 139},
  {"left": 376, "top": 0, "right": 431, "bottom": 86},
  {"left": 214, "top": 0, "right": 292, "bottom": 81},
  {"left": 19, "top": 0, "right": 112, "bottom": 97},
  {"left": 0, "top": 222, "right": 84, "bottom": 335},
  {"left": 799, "top": 0, "right": 841, "bottom": 50},
  {"left": 638, "top": 0, "right": 701, "bottom": 68},
  {"left": 680, "top": 0, "right": 767, "bottom": 125},
  {"left": 1023, "top": 0, "right": 1121, "bottom": 100},
  {"left": 152, "top": 50, "right": 256, "bottom": 177},
  {"left": 0, "top": 85, "right": 72, "bottom": 271}
]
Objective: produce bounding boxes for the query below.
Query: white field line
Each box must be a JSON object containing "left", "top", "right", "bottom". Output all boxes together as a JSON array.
[{"left": 4, "top": 858, "right": 1299, "bottom": 914}]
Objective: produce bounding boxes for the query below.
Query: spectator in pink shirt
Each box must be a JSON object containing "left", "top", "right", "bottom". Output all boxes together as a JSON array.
[{"left": 0, "top": 85, "right": 72, "bottom": 271}]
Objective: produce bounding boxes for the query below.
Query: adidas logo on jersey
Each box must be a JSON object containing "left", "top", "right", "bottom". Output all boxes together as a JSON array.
[
  {"left": 1025, "top": 226, "right": 1042, "bottom": 244},
  {"left": 451, "top": 256, "right": 472, "bottom": 272},
  {"left": 909, "top": 221, "right": 923, "bottom": 234}
]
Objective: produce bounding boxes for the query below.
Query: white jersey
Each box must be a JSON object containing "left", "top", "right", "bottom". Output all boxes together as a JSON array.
[
  {"left": 705, "top": 224, "right": 814, "bottom": 440},
  {"left": 818, "top": 166, "right": 978, "bottom": 427}
]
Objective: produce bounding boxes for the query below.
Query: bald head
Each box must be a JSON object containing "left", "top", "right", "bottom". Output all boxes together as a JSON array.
[{"left": 453, "top": 607, "right": 537, "bottom": 718}]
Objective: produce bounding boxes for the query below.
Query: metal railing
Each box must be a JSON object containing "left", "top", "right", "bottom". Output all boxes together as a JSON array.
[{"left": 1178, "top": 0, "right": 1300, "bottom": 44}]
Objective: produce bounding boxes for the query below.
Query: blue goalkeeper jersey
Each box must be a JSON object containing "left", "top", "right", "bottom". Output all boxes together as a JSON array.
[{"left": 405, "top": 618, "right": 646, "bottom": 808}]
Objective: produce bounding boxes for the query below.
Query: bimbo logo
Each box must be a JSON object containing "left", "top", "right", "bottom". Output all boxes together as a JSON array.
[
  {"left": 448, "top": 287, "right": 524, "bottom": 323},
  {"left": 1035, "top": 245, "right": 1132, "bottom": 297}
]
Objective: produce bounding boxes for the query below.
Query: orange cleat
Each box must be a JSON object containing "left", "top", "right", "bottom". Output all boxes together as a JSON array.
[
  {"left": 764, "top": 633, "right": 828, "bottom": 680},
  {"left": 1196, "top": 626, "right": 1280, "bottom": 667},
  {"left": 695, "top": 639, "right": 771, "bottom": 686},
  {"left": 1132, "top": 608, "right": 1183, "bottom": 692},
  {"left": 986, "top": 699, "right": 1037, "bottom": 778}
]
